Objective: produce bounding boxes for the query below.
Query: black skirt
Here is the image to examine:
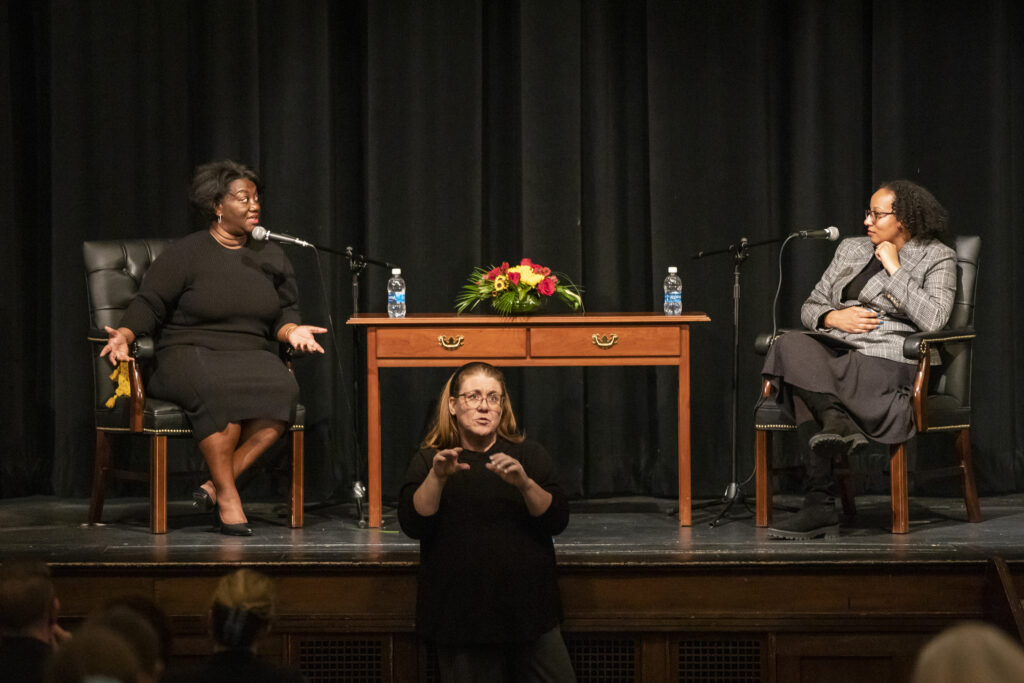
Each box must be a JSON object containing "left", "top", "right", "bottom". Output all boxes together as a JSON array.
[
  {"left": 761, "top": 332, "right": 917, "bottom": 444},
  {"left": 147, "top": 345, "right": 299, "bottom": 441}
]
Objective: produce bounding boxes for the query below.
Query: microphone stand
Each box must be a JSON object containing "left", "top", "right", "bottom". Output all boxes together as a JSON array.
[
  {"left": 693, "top": 235, "right": 788, "bottom": 527},
  {"left": 343, "top": 246, "right": 395, "bottom": 528},
  {"left": 280, "top": 238, "right": 396, "bottom": 528}
]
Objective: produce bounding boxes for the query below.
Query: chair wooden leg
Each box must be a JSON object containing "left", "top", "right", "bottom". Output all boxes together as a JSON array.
[
  {"left": 957, "top": 427, "right": 982, "bottom": 523},
  {"left": 88, "top": 430, "right": 113, "bottom": 525},
  {"left": 150, "top": 435, "right": 168, "bottom": 534},
  {"left": 290, "top": 430, "right": 304, "bottom": 528},
  {"left": 890, "top": 442, "right": 910, "bottom": 534},
  {"left": 834, "top": 455, "right": 858, "bottom": 519},
  {"left": 755, "top": 430, "right": 772, "bottom": 527}
]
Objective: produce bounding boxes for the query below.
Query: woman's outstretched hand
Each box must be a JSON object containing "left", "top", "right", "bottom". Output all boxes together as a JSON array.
[
  {"left": 99, "top": 325, "right": 134, "bottom": 365},
  {"left": 286, "top": 325, "right": 328, "bottom": 354}
]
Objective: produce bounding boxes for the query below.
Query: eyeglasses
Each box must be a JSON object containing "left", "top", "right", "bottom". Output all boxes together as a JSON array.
[
  {"left": 864, "top": 209, "right": 895, "bottom": 223},
  {"left": 456, "top": 391, "right": 503, "bottom": 409},
  {"left": 227, "top": 191, "right": 260, "bottom": 206}
]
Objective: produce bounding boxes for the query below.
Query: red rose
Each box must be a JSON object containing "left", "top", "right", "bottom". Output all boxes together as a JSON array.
[
  {"left": 520, "top": 258, "right": 534, "bottom": 267},
  {"left": 508, "top": 271, "right": 521, "bottom": 285},
  {"left": 486, "top": 266, "right": 501, "bottom": 280},
  {"left": 537, "top": 277, "right": 556, "bottom": 296},
  {"left": 500, "top": 261, "right": 510, "bottom": 272}
]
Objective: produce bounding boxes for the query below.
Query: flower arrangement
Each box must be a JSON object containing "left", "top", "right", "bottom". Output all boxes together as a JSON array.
[{"left": 454, "top": 258, "right": 584, "bottom": 315}]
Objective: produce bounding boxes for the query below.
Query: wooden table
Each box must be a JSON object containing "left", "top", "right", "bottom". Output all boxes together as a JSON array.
[{"left": 346, "top": 313, "right": 710, "bottom": 527}]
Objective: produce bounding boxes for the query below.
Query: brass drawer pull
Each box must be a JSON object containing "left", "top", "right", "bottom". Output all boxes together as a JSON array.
[
  {"left": 592, "top": 333, "right": 619, "bottom": 349},
  {"left": 438, "top": 335, "right": 465, "bottom": 351}
]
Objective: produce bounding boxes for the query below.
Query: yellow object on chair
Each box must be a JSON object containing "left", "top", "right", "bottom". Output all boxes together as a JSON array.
[{"left": 104, "top": 362, "right": 130, "bottom": 408}]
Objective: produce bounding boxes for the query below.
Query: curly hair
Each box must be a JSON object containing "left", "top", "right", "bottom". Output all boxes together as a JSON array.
[
  {"left": 421, "top": 362, "right": 524, "bottom": 449},
  {"left": 878, "top": 179, "right": 948, "bottom": 241},
  {"left": 190, "top": 159, "right": 262, "bottom": 223}
]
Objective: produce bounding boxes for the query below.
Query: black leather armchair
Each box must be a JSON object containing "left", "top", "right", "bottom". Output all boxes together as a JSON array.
[
  {"left": 84, "top": 239, "right": 305, "bottom": 533},
  {"left": 753, "top": 235, "right": 982, "bottom": 533}
]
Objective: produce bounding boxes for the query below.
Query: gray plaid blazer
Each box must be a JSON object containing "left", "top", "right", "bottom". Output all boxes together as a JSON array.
[{"left": 800, "top": 236, "right": 957, "bottom": 364}]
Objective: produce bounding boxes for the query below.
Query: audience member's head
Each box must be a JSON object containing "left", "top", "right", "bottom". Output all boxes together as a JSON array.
[
  {"left": 0, "top": 558, "right": 59, "bottom": 644},
  {"left": 103, "top": 594, "right": 173, "bottom": 670},
  {"left": 46, "top": 623, "right": 142, "bottom": 683},
  {"left": 90, "top": 606, "right": 162, "bottom": 683},
  {"left": 911, "top": 621, "right": 1024, "bottom": 683},
  {"left": 208, "top": 569, "right": 276, "bottom": 651}
]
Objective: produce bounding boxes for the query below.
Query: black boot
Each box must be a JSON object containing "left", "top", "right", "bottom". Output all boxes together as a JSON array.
[
  {"left": 767, "top": 421, "right": 840, "bottom": 540},
  {"left": 793, "top": 388, "right": 868, "bottom": 461},
  {"left": 767, "top": 491, "right": 839, "bottom": 539}
]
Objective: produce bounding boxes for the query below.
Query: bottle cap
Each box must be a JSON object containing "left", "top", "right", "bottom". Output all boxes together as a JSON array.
[
  {"left": 667, "top": 266, "right": 677, "bottom": 273},
  {"left": 391, "top": 268, "right": 401, "bottom": 275}
]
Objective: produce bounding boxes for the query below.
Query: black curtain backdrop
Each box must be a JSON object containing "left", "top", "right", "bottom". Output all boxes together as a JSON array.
[{"left": 2, "top": 0, "right": 1021, "bottom": 507}]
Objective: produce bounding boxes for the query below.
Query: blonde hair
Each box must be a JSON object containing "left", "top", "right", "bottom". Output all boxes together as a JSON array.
[
  {"left": 911, "top": 621, "right": 1024, "bottom": 683},
  {"left": 209, "top": 569, "right": 276, "bottom": 648},
  {"left": 421, "top": 362, "right": 524, "bottom": 449}
]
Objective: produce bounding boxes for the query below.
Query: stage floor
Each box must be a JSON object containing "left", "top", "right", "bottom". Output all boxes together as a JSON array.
[{"left": 3, "top": 493, "right": 1023, "bottom": 568}]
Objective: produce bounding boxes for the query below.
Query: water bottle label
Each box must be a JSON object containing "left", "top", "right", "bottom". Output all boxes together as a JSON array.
[
  {"left": 388, "top": 292, "right": 406, "bottom": 305},
  {"left": 665, "top": 292, "right": 681, "bottom": 304}
]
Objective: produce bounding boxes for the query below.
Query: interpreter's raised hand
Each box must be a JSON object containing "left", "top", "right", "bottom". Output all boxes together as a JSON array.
[
  {"left": 287, "top": 325, "right": 328, "bottom": 354},
  {"left": 874, "top": 241, "right": 902, "bottom": 274},
  {"left": 432, "top": 447, "right": 469, "bottom": 480},
  {"left": 486, "top": 452, "right": 529, "bottom": 489},
  {"left": 824, "top": 306, "right": 882, "bottom": 334},
  {"left": 99, "top": 325, "right": 133, "bottom": 365}
]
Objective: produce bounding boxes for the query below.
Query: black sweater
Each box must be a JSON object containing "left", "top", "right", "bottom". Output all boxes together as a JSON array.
[
  {"left": 398, "top": 438, "right": 570, "bottom": 644},
  {"left": 120, "top": 230, "right": 301, "bottom": 352}
]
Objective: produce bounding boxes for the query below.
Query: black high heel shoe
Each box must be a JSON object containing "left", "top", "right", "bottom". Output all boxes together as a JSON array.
[
  {"left": 216, "top": 511, "right": 253, "bottom": 537},
  {"left": 192, "top": 487, "right": 217, "bottom": 512}
]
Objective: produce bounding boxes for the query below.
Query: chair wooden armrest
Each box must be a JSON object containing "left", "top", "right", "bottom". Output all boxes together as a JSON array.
[
  {"left": 904, "top": 327, "right": 976, "bottom": 433},
  {"left": 901, "top": 326, "right": 976, "bottom": 360}
]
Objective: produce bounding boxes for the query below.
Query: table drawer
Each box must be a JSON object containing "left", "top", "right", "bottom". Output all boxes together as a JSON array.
[
  {"left": 376, "top": 327, "right": 527, "bottom": 358},
  {"left": 530, "top": 326, "right": 680, "bottom": 357}
]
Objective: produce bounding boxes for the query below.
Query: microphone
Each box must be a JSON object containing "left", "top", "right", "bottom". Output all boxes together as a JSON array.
[
  {"left": 250, "top": 225, "right": 313, "bottom": 248},
  {"left": 792, "top": 226, "right": 839, "bottom": 240}
]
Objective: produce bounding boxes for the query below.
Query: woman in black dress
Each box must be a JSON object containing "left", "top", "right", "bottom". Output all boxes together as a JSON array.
[
  {"left": 100, "top": 160, "right": 325, "bottom": 536},
  {"left": 398, "top": 362, "right": 576, "bottom": 683}
]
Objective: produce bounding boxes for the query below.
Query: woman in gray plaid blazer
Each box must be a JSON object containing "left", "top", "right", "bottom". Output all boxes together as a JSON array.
[{"left": 763, "top": 180, "right": 956, "bottom": 539}]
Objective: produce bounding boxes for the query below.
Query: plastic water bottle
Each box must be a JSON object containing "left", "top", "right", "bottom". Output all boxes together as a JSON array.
[
  {"left": 387, "top": 268, "right": 406, "bottom": 318},
  {"left": 663, "top": 266, "right": 682, "bottom": 315}
]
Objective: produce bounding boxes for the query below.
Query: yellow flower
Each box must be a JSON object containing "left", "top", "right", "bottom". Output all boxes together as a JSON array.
[
  {"left": 493, "top": 274, "right": 509, "bottom": 291},
  {"left": 508, "top": 265, "right": 544, "bottom": 287}
]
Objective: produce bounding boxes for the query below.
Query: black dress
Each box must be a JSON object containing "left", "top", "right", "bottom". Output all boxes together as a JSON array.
[
  {"left": 119, "top": 230, "right": 302, "bottom": 440},
  {"left": 398, "top": 438, "right": 570, "bottom": 645}
]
